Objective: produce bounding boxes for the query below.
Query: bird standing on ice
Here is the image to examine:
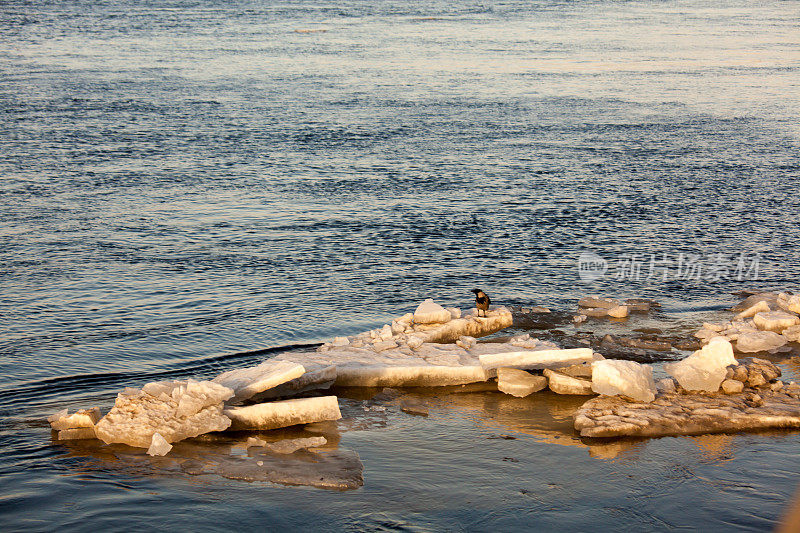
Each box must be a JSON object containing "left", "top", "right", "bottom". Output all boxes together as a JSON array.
[{"left": 472, "top": 288, "right": 490, "bottom": 317}]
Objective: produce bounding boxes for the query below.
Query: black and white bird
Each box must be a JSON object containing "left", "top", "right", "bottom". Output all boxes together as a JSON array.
[{"left": 472, "top": 288, "right": 491, "bottom": 317}]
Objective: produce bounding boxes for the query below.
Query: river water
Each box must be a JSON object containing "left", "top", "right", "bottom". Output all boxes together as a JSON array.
[{"left": 1, "top": 0, "right": 799, "bottom": 530}]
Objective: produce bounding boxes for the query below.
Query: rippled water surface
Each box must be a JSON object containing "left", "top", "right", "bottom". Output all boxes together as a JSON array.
[{"left": 2, "top": 0, "right": 800, "bottom": 530}]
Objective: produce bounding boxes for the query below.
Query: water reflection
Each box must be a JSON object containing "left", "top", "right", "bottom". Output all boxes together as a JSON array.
[{"left": 54, "top": 424, "right": 363, "bottom": 491}]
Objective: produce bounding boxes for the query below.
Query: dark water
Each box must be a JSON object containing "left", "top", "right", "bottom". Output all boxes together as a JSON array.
[{"left": 2, "top": 0, "right": 800, "bottom": 530}]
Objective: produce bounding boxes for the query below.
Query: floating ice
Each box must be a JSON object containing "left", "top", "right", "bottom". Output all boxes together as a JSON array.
[
  {"left": 94, "top": 379, "right": 233, "bottom": 448},
  {"left": 48, "top": 407, "right": 101, "bottom": 431},
  {"left": 607, "top": 305, "right": 629, "bottom": 318},
  {"left": 264, "top": 436, "right": 327, "bottom": 454},
  {"left": 732, "top": 292, "right": 779, "bottom": 312},
  {"left": 56, "top": 427, "right": 97, "bottom": 440},
  {"left": 665, "top": 337, "right": 737, "bottom": 392},
  {"left": 419, "top": 308, "right": 512, "bottom": 343},
  {"left": 753, "top": 311, "right": 800, "bottom": 333},
  {"left": 246, "top": 436, "right": 267, "bottom": 448},
  {"left": 413, "top": 299, "right": 452, "bottom": 324},
  {"left": 578, "top": 296, "right": 620, "bottom": 309},
  {"left": 213, "top": 360, "right": 306, "bottom": 404},
  {"left": 250, "top": 365, "right": 337, "bottom": 401},
  {"left": 543, "top": 369, "right": 594, "bottom": 395},
  {"left": 479, "top": 348, "right": 594, "bottom": 371},
  {"left": 736, "top": 330, "right": 788, "bottom": 353},
  {"left": 777, "top": 293, "right": 800, "bottom": 314},
  {"left": 224, "top": 396, "right": 341, "bottom": 431},
  {"left": 496, "top": 368, "right": 547, "bottom": 398},
  {"left": 591, "top": 360, "right": 656, "bottom": 402},
  {"left": 582, "top": 308, "right": 610, "bottom": 318},
  {"left": 147, "top": 432, "right": 173, "bottom": 456},
  {"left": 575, "top": 388, "right": 800, "bottom": 438},
  {"left": 783, "top": 325, "right": 800, "bottom": 343},
  {"left": 736, "top": 300, "right": 771, "bottom": 319},
  {"left": 721, "top": 379, "right": 744, "bottom": 394},
  {"left": 335, "top": 365, "right": 491, "bottom": 387},
  {"left": 216, "top": 449, "right": 363, "bottom": 490}
]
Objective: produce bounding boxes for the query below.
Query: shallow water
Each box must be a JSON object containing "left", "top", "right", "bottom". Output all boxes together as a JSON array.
[{"left": 2, "top": 0, "right": 800, "bottom": 530}]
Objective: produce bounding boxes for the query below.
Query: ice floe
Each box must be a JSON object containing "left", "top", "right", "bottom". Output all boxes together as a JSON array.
[
  {"left": 147, "top": 432, "right": 173, "bottom": 456},
  {"left": 94, "top": 379, "right": 234, "bottom": 448},
  {"left": 479, "top": 348, "right": 595, "bottom": 371},
  {"left": 48, "top": 408, "right": 101, "bottom": 431},
  {"left": 224, "top": 396, "right": 341, "bottom": 431},
  {"left": 497, "top": 368, "right": 547, "bottom": 398},
  {"left": 543, "top": 369, "right": 594, "bottom": 395},
  {"left": 664, "top": 337, "right": 737, "bottom": 392},
  {"left": 591, "top": 359, "right": 656, "bottom": 403},
  {"left": 212, "top": 360, "right": 305, "bottom": 404},
  {"left": 753, "top": 311, "right": 800, "bottom": 333}
]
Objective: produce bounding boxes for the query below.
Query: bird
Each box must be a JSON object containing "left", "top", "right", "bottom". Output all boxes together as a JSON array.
[{"left": 472, "top": 288, "right": 491, "bottom": 317}]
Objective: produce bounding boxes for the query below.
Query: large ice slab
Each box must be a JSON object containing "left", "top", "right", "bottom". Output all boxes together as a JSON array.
[
  {"left": 334, "top": 365, "right": 491, "bottom": 387},
  {"left": 664, "top": 337, "right": 737, "bottom": 392},
  {"left": 496, "top": 368, "right": 547, "bottom": 397},
  {"left": 249, "top": 365, "right": 337, "bottom": 401},
  {"left": 479, "top": 348, "right": 595, "bottom": 371},
  {"left": 94, "top": 379, "right": 233, "bottom": 448},
  {"left": 575, "top": 387, "right": 800, "bottom": 438},
  {"left": 224, "top": 396, "right": 342, "bottom": 431},
  {"left": 278, "top": 336, "right": 552, "bottom": 388},
  {"left": 591, "top": 360, "right": 656, "bottom": 403},
  {"left": 213, "top": 360, "right": 305, "bottom": 404}
]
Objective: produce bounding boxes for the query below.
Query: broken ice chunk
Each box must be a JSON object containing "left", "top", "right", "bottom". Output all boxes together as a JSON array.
[
  {"left": 591, "top": 360, "right": 656, "bottom": 403},
  {"left": 264, "top": 436, "right": 327, "bottom": 454},
  {"left": 413, "top": 299, "right": 452, "bottom": 324},
  {"left": 578, "top": 296, "right": 620, "bottom": 309},
  {"left": 721, "top": 379, "right": 744, "bottom": 394},
  {"left": 94, "top": 379, "right": 233, "bottom": 448},
  {"left": 665, "top": 337, "right": 737, "bottom": 392},
  {"left": 418, "top": 308, "right": 512, "bottom": 343},
  {"left": 224, "top": 396, "right": 342, "bottom": 431},
  {"left": 777, "top": 293, "right": 800, "bottom": 314},
  {"left": 656, "top": 378, "right": 676, "bottom": 394},
  {"left": 736, "top": 300, "right": 771, "bottom": 319},
  {"left": 331, "top": 336, "right": 350, "bottom": 347},
  {"left": 543, "top": 369, "right": 594, "bottom": 395},
  {"left": 496, "top": 368, "right": 547, "bottom": 398},
  {"left": 736, "top": 331, "right": 788, "bottom": 353},
  {"left": 753, "top": 311, "right": 800, "bottom": 333},
  {"left": 246, "top": 436, "right": 267, "bottom": 448},
  {"left": 455, "top": 335, "right": 477, "bottom": 349},
  {"left": 56, "top": 427, "right": 97, "bottom": 440},
  {"left": 479, "top": 348, "right": 594, "bottom": 371},
  {"left": 213, "top": 360, "right": 306, "bottom": 403},
  {"left": 582, "top": 308, "right": 610, "bottom": 318},
  {"left": 783, "top": 325, "right": 800, "bottom": 343},
  {"left": 48, "top": 407, "right": 101, "bottom": 430},
  {"left": 147, "top": 432, "right": 173, "bottom": 456},
  {"left": 607, "top": 305, "right": 629, "bottom": 318}
]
